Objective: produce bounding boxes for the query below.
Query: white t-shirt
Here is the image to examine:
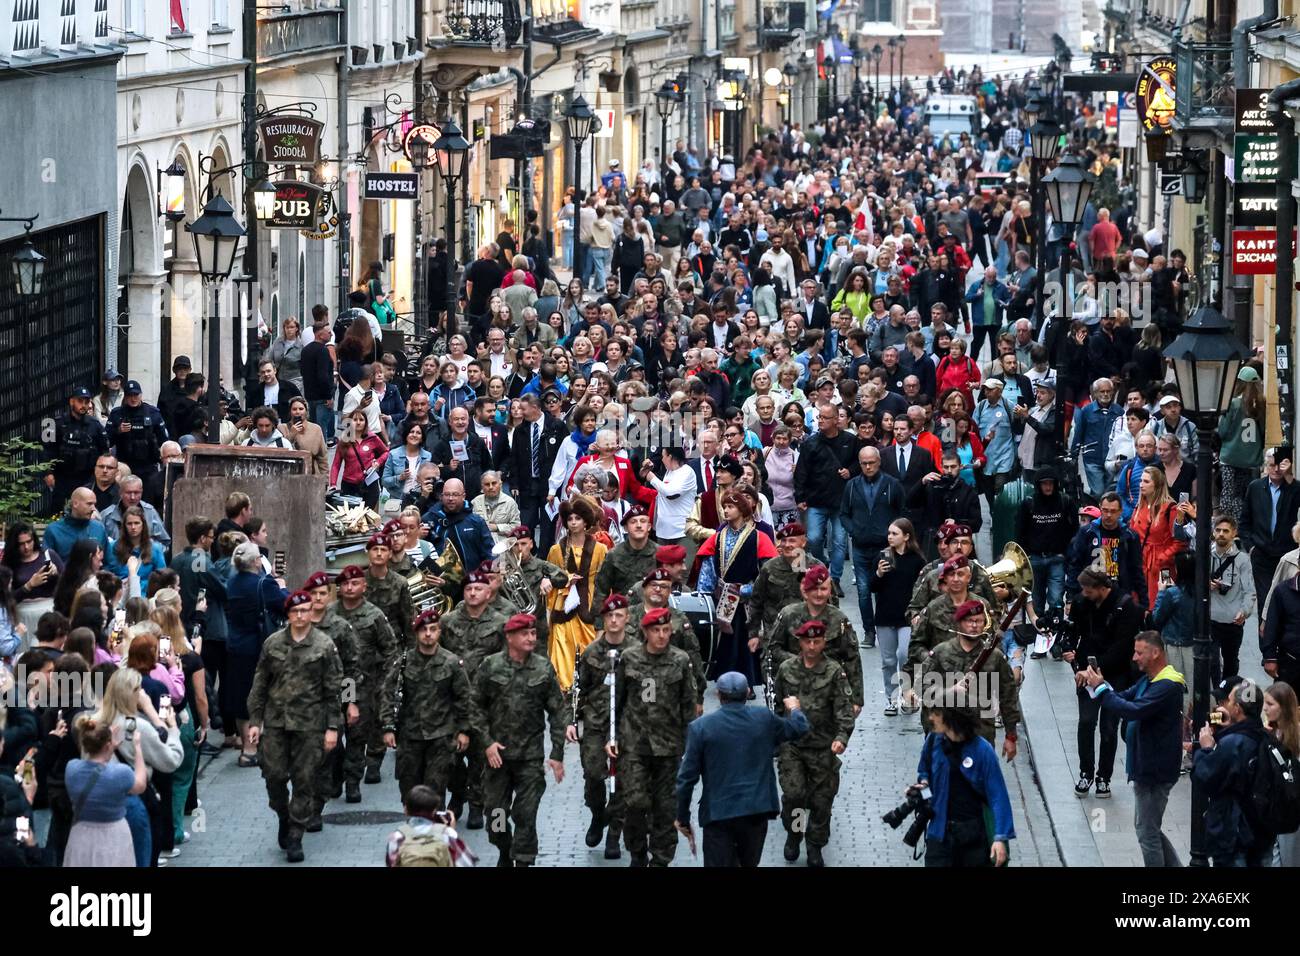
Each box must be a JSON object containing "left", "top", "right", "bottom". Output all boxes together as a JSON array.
[{"left": 648, "top": 465, "right": 698, "bottom": 540}]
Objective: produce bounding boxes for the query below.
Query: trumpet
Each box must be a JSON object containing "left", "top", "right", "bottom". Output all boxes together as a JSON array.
[{"left": 492, "top": 538, "right": 537, "bottom": 614}]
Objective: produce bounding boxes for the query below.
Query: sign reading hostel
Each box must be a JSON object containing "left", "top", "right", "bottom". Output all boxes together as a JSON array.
[
  {"left": 1235, "top": 133, "right": 1282, "bottom": 183},
  {"left": 258, "top": 116, "right": 324, "bottom": 165},
  {"left": 363, "top": 171, "right": 419, "bottom": 200}
]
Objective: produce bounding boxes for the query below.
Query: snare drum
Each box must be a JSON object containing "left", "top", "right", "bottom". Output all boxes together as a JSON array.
[{"left": 670, "top": 590, "right": 717, "bottom": 667}]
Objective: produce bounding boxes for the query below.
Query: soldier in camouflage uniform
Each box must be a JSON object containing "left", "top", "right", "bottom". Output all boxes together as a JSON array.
[
  {"left": 905, "top": 555, "right": 993, "bottom": 709},
  {"left": 751, "top": 521, "right": 831, "bottom": 639},
  {"left": 593, "top": 506, "right": 657, "bottom": 612},
  {"left": 772, "top": 620, "right": 856, "bottom": 867},
  {"left": 906, "top": 523, "right": 1003, "bottom": 625},
  {"left": 498, "top": 525, "right": 568, "bottom": 652},
  {"left": 364, "top": 531, "right": 415, "bottom": 650},
  {"left": 335, "top": 563, "right": 401, "bottom": 791},
  {"left": 572, "top": 594, "right": 633, "bottom": 860},
  {"left": 383, "top": 518, "right": 418, "bottom": 577},
  {"left": 917, "top": 599, "right": 1021, "bottom": 758},
  {"left": 245, "top": 590, "right": 344, "bottom": 863},
  {"left": 472, "top": 559, "right": 523, "bottom": 619},
  {"left": 441, "top": 569, "right": 509, "bottom": 829},
  {"left": 470, "top": 612, "right": 571, "bottom": 867},
  {"left": 764, "top": 566, "right": 865, "bottom": 712},
  {"left": 380, "top": 607, "right": 473, "bottom": 806},
  {"left": 609, "top": 606, "right": 698, "bottom": 867},
  {"left": 301, "top": 571, "right": 361, "bottom": 825},
  {"left": 628, "top": 567, "right": 706, "bottom": 710}
]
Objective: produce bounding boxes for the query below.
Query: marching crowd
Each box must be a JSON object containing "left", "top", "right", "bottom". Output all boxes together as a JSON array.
[{"left": 4, "top": 63, "right": 1300, "bottom": 870}]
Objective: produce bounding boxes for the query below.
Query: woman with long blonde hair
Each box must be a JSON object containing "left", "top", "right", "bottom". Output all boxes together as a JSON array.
[
  {"left": 149, "top": 603, "right": 208, "bottom": 850},
  {"left": 1128, "top": 464, "right": 1191, "bottom": 607}
]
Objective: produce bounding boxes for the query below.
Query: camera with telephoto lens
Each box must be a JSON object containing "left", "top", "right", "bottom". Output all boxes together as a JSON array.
[
  {"left": 882, "top": 784, "right": 933, "bottom": 848},
  {"left": 1036, "top": 609, "right": 1078, "bottom": 660}
]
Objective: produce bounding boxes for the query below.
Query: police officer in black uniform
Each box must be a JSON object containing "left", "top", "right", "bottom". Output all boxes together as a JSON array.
[
  {"left": 43, "top": 386, "right": 110, "bottom": 516},
  {"left": 107, "top": 380, "right": 169, "bottom": 507}
]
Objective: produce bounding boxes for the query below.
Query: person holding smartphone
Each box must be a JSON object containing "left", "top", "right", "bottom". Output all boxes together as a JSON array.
[{"left": 277, "top": 397, "right": 327, "bottom": 475}]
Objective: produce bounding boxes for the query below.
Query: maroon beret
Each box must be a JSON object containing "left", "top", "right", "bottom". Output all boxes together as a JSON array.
[{"left": 303, "top": 571, "right": 332, "bottom": 591}]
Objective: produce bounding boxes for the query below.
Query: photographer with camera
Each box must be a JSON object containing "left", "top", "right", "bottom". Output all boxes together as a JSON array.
[
  {"left": 1190, "top": 677, "right": 1274, "bottom": 867},
  {"left": 1064, "top": 568, "right": 1144, "bottom": 798},
  {"left": 897, "top": 689, "right": 1014, "bottom": 867}
]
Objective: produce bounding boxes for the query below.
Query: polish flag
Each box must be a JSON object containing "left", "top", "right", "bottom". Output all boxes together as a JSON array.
[{"left": 170, "top": 0, "right": 187, "bottom": 33}]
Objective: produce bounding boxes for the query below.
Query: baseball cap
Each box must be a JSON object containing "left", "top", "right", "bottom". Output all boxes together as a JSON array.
[
  {"left": 173, "top": 355, "right": 192, "bottom": 370},
  {"left": 716, "top": 672, "right": 750, "bottom": 697},
  {"left": 70, "top": 386, "right": 93, "bottom": 400},
  {"left": 104, "top": 369, "right": 123, "bottom": 381},
  {"left": 1238, "top": 367, "right": 1260, "bottom": 383},
  {"left": 124, "top": 380, "right": 143, "bottom": 396}
]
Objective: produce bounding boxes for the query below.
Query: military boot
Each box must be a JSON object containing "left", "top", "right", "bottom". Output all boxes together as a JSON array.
[
  {"left": 629, "top": 850, "right": 649, "bottom": 867},
  {"left": 466, "top": 805, "right": 484, "bottom": 830},
  {"left": 515, "top": 860, "right": 533, "bottom": 868},
  {"left": 783, "top": 831, "right": 802, "bottom": 862},
  {"left": 345, "top": 780, "right": 362, "bottom": 803},
  {"left": 604, "top": 826, "right": 622, "bottom": 860},
  {"left": 806, "top": 844, "right": 825, "bottom": 868},
  {"left": 305, "top": 802, "right": 324, "bottom": 833},
  {"left": 584, "top": 808, "right": 606, "bottom": 848},
  {"left": 285, "top": 828, "right": 305, "bottom": 864},
  {"left": 277, "top": 814, "right": 290, "bottom": 850},
  {"left": 364, "top": 762, "right": 382, "bottom": 784}
]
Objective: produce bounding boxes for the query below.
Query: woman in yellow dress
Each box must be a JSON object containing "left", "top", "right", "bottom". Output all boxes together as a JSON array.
[{"left": 546, "top": 495, "right": 608, "bottom": 690}]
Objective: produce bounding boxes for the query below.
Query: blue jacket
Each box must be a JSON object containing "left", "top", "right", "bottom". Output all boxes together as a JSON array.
[
  {"left": 1151, "top": 585, "right": 1195, "bottom": 647},
  {"left": 420, "top": 504, "right": 496, "bottom": 574},
  {"left": 1191, "top": 720, "right": 1272, "bottom": 858},
  {"left": 964, "top": 278, "right": 1012, "bottom": 327},
  {"left": 1069, "top": 401, "right": 1123, "bottom": 468},
  {"left": 1114, "top": 454, "right": 1159, "bottom": 520},
  {"left": 1097, "top": 665, "right": 1186, "bottom": 785},
  {"left": 918, "top": 733, "right": 1016, "bottom": 844},
  {"left": 382, "top": 447, "right": 433, "bottom": 496},
  {"left": 224, "top": 571, "right": 289, "bottom": 657},
  {"left": 1064, "top": 518, "right": 1148, "bottom": 607},
  {"left": 42, "top": 515, "right": 109, "bottom": 563},
  {"left": 105, "top": 541, "right": 168, "bottom": 583},
  {"left": 839, "top": 472, "right": 906, "bottom": 549},
  {"left": 675, "top": 701, "right": 808, "bottom": 826}
]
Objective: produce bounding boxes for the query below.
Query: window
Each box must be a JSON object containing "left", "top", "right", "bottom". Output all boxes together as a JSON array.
[{"left": 211, "top": 0, "right": 228, "bottom": 28}]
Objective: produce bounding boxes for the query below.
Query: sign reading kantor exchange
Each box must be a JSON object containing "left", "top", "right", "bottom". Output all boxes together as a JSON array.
[{"left": 258, "top": 116, "right": 324, "bottom": 165}]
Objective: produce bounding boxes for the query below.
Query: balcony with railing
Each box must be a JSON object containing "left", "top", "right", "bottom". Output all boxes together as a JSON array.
[
  {"left": 257, "top": 3, "right": 344, "bottom": 62},
  {"left": 759, "top": 0, "right": 807, "bottom": 50},
  {"left": 435, "top": 0, "right": 523, "bottom": 46},
  {"left": 1173, "top": 39, "right": 1233, "bottom": 138}
]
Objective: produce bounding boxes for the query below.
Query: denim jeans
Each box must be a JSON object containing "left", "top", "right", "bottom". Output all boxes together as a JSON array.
[
  {"left": 588, "top": 246, "right": 611, "bottom": 289},
  {"left": 310, "top": 400, "right": 335, "bottom": 442},
  {"left": 806, "top": 508, "right": 847, "bottom": 581},
  {"left": 877, "top": 625, "right": 911, "bottom": 699},
  {"left": 1029, "top": 554, "right": 1065, "bottom": 617},
  {"left": 124, "top": 793, "right": 152, "bottom": 868},
  {"left": 1134, "top": 780, "right": 1182, "bottom": 867},
  {"left": 850, "top": 543, "right": 879, "bottom": 634},
  {"left": 579, "top": 241, "right": 594, "bottom": 286},
  {"left": 1082, "top": 460, "right": 1108, "bottom": 500}
]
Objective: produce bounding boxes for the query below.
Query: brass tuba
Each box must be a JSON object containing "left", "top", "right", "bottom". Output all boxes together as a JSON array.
[
  {"left": 411, "top": 533, "right": 465, "bottom": 615},
  {"left": 985, "top": 542, "right": 1034, "bottom": 598},
  {"left": 492, "top": 538, "right": 537, "bottom": 614}
]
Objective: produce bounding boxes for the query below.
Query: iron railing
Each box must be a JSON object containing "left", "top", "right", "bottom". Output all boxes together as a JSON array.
[
  {"left": 441, "top": 0, "right": 524, "bottom": 47},
  {"left": 1174, "top": 40, "right": 1234, "bottom": 126}
]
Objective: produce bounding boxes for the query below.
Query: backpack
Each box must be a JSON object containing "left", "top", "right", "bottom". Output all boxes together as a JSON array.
[
  {"left": 1252, "top": 738, "right": 1300, "bottom": 835},
  {"left": 393, "top": 822, "right": 453, "bottom": 868}
]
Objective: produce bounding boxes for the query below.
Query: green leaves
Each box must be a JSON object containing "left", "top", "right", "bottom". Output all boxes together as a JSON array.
[{"left": 0, "top": 438, "right": 48, "bottom": 527}]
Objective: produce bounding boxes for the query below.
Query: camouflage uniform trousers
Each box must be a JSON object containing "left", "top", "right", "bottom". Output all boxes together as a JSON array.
[
  {"left": 620, "top": 751, "right": 680, "bottom": 866},
  {"left": 777, "top": 745, "right": 841, "bottom": 849},
  {"left": 342, "top": 684, "right": 385, "bottom": 782},
  {"left": 261, "top": 727, "right": 325, "bottom": 831},
  {"left": 449, "top": 739, "right": 487, "bottom": 810},
  {"left": 482, "top": 757, "right": 547, "bottom": 864},
  {"left": 580, "top": 731, "right": 624, "bottom": 832},
  {"left": 395, "top": 733, "right": 457, "bottom": 806},
  {"left": 315, "top": 707, "right": 351, "bottom": 803}
]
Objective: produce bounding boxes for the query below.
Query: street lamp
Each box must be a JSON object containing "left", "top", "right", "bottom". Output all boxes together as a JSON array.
[
  {"left": 1041, "top": 152, "right": 1097, "bottom": 446},
  {"left": 887, "top": 36, "right": 897, "bottom": 99},
  {"left": 565, "top": 94, "right": 595, "bottom": 290},
  {"left": 655, "top": 81, "right": 680, "bottom": 174},
  {"left": 1180, "top": 153, "right": 1208, "bottom": 204},
  {"left": 822, "top": 54, "right": 836, "bottom": 118},
  {"left": 896, "top": 35, "right": 907, "bottom": 90},
  {"left": 871, "top": 44, "right": 883, "bottom": 109},
  {"left": 782, "top": 61, "right": 799, "bottom": 124},
  {"left": 185, "top": 193, "right": 246, "bottom": 443},
  {"left": 1023, "top": 83, "right": 1044, "bottom": 124},
  {"left": 1162, "top": 304, "right": 1250, "bottom": 868},
  {"left": 157, "top": 161, "right": 186, "bottom": 222},
  {"left": 11, "top": 234, "right": 46, "bottom": 297},
  {"left": 432, "top": 119, "right": 471, "bottom": 339}
]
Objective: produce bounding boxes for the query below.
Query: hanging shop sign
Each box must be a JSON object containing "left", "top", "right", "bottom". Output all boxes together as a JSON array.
[
  {"left": 1231, "top": 229, "right": 1295, "bottom": 275},
  {"left": 258, "top": 115, "right": 325, "bottom": 165},
  {"left": 402, "top": 123, "right": 441, "bottom": 163},
  {"left": 1134, "top": 56, "right": 1176, "bottom": 136},
  {"left": 1235, "top": 89, "right": 1277, "bottom": 135},
  {"left": 268, "top": 180, "right": 328, "bottom": 229},
  {"left": 301, "top": 191, "right": 340, "bottom": 241},
  {"left": 1234, "top": 133, "right": 1281, "bottom": 184},
  {"left": 363, "top": 171, "right": 419, "bottom": 200},
  {"left": 1233, "top": 183, "right": 1279, "bottom": 227}
]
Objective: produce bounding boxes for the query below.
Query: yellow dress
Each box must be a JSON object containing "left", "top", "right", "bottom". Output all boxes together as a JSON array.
[{"left": 545, "top": 536, "right": 608, "bottom": 691}]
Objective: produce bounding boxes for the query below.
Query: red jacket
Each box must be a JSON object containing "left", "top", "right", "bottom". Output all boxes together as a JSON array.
[
  {"left": 935, "top": 355, "right": 982, "bottom": 411},
  {"left": 565, "top": 454, "right": 656, "bottom": 507}
]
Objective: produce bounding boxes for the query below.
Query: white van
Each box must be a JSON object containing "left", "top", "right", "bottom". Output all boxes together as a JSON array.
[{"left": 924, "top": 95, "right": 983, "bottom": 140}]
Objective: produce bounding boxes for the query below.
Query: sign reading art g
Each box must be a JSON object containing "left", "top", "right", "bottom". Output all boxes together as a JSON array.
[
  {"left": 1135, "top": 56, "right": 1177, "bottom": 137},
  {"left": 258, "top": 116, "right": 324, "bottom": 165}
]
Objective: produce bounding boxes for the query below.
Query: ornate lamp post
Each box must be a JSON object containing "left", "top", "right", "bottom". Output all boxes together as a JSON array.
[
  {"left": 565, "top": 94, "right": 595, "bottom": 290},
  {"left": 185, "top": 194, "right": 245, "bottom": 443},
  {"left": 433, "top": 119, "right": 471, "bottom": 340}
]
